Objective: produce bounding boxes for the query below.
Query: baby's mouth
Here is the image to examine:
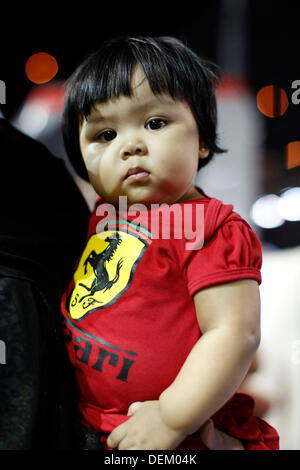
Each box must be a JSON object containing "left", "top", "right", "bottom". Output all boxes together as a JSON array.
[{"left": 125, "top": 167, "right": 150, "bottom": 183}]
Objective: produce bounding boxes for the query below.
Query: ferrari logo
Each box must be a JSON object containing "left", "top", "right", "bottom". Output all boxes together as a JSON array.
[{"left": 68, "top": 228, "right": 149, "bottom": 320}]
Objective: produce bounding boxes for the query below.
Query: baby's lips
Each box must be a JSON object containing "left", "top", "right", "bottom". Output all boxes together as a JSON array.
[{"left": 125, "top": 166, "right": 149, "bottom": 178}]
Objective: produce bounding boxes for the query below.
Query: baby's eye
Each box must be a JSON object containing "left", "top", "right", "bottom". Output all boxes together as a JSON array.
[
  {"left": 97, "top": 129, "right": 117, "bottom": 142},
  {"left": 146, "top": 118, "right": 166, "bottom": 130}
]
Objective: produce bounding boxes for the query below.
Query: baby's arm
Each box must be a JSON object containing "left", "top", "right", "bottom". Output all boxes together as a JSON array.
[
  {"left": 107, "top": 279, "right": 260, "bottom": 449},
  {"left": 159, "top": 279, "right": 260, "bottom": 433}
]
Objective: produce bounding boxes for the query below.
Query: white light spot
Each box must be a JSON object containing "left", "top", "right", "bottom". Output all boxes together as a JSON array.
[
  {"left": 278, "top": 187, "right": 300, "bottom": 221},
  {"left": 250, "top": 194, "right": 285, "bottom": 229},
  {"left": 16, "top": 102, "right": 50, "bottom": 137}
]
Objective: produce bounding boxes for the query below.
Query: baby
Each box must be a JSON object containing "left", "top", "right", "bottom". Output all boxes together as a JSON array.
[{"left": 61, "top": 36, "right": 279, "bottom": 450}]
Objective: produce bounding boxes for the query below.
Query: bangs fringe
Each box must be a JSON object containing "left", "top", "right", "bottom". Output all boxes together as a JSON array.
[{"left": 69, "top": 36, "right": 215, "bottom": 120}]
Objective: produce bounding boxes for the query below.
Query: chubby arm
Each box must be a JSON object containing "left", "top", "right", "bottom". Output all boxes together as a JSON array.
[
  {"left": 107, "top": 279, "right": 260, "bottom": 449},
  {"left": 159, "top": 279, "right": 261, "bottom": 434}
]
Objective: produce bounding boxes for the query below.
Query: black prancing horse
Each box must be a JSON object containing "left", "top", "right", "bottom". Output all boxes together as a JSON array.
[{"left": 79, "top": 232, "right": 123, "bottom": 303}]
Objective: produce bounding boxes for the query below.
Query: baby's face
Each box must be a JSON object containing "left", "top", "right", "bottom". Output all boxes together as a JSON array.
[{"left": 79, "top": 66, "right": 208, "bottom": 207}]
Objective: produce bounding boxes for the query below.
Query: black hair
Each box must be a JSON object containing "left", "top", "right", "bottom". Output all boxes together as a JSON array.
[{"left": 62, "top": 36, "right": 226, "bottom": 180}]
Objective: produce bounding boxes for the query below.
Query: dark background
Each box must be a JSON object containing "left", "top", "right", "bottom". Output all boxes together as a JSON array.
[{"left": 1, "top": 1, "right": 300, "bottom": 248}]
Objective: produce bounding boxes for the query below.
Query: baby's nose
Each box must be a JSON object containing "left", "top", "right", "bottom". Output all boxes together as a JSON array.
[{"left": 120, "top": 140, "right": 147, "bottom": 159}]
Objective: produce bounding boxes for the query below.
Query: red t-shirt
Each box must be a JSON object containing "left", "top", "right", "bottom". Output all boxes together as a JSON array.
[{"left": 61, "top": 193, "right": 279, "bottom": 450}]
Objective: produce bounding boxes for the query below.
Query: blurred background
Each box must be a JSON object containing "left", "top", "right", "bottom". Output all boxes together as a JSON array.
[{"left": 1, "top": 0, "right": 300, "bottom": 449}]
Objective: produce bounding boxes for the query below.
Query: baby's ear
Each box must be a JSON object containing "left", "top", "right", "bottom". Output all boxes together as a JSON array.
[{"left": 199, "top": 145, "right": 209, "bottom": 159}]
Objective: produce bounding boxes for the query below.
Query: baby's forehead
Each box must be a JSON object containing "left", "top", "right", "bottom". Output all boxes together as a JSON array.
[
  {"left": 87, "top": 86, "right": 177, "bottom": 122},
  {"left": 131, "top": 64, "right": 148, "bottom": 89}
]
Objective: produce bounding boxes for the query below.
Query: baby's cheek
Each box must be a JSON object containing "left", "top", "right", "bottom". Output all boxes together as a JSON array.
[
  {"left": 89, "top": 161, "right": 119, "bottom": 201},
  {"left": 83, "top": 146, "right": 101, "bottom": 176}
]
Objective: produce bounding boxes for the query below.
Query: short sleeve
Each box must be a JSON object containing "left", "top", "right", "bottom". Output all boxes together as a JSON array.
[{"left": 182, "top": 219, "right": 262, "bottom": 297}]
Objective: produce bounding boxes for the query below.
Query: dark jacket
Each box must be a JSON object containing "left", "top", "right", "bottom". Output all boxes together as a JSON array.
[{"left": 0, "top": 118, "right": 91, "bottom": 449}]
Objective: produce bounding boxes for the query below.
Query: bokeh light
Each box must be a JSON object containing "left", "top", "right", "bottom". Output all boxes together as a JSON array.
[
  {"left": 278, "top": 187, "right": 300, "bottom": 221},
  {"left": 25, "top": 52, "right": 58, "bottom": 84},
  {"left": 257, "top": 85, "right": 289, "bottom": 118},
  {"left": 250, "top": 194, "right": 285, "bottom": 229},
  {"left": 251, "top": 188, "right": 300, "bottom": 228},
  {"left": 286, "top": 141, "right": 300, "bottom": 169}
]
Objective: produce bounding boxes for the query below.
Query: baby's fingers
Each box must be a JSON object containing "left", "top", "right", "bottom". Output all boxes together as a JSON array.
[
  {"left": 127, "top": 401, "right": 143, "bottom": 416},
  {"left": 107, "top": 422, "right": 128, "bottom": 449}
]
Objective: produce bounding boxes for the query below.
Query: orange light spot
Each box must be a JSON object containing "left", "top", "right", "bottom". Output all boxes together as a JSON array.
[
  {"left": 25, "top": 52, "right": 58, "bottom": 84},
  {"left": 257, "top": 85, "right": 289, "bottom": 118},
  {"left": 286, "top": 142, "right": 300, "bottom": 169}
]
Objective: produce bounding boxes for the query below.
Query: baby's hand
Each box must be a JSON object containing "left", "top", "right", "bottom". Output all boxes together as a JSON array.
[
  {"left": 117, "top": 402, "right": 245, "bottom": 451},
  {"left": 106, "top": 400, "right": 187, "bottom": 450}
]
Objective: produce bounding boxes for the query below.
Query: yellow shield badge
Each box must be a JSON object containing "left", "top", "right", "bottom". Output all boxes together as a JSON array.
[{"left": 68, "top": 225, "right": 151, "bottom": 320}]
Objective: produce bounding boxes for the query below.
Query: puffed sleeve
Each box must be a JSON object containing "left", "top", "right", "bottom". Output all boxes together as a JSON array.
[{"left": 181, "top": 219, "right": 262, "bottom": 297}]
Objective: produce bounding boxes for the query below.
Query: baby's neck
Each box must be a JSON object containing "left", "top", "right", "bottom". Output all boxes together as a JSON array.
[{"left": 175, "top": 186, "right": 204, "bottom": 203}]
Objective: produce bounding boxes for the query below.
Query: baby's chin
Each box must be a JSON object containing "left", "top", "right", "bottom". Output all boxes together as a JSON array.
[
  {"left": 109, "top": 191, "right": 162, "bottom": 209},
  {"left": 98, "top": 183, "right": 186, "bottom": 208},
  {"left": 124, "top": 193, "right": 181, "bottom": 209},
  {"left": 102, "top": 194, "right": 168, "bottom": 210}
]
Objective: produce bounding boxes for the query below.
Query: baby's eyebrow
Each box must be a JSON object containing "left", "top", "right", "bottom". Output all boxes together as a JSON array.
[
  {"left": 85, "top": 114, "right": 106, "bottom": 124},
  {"left": 84, "top": 96, "right": 174, "bottom": 126}
]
